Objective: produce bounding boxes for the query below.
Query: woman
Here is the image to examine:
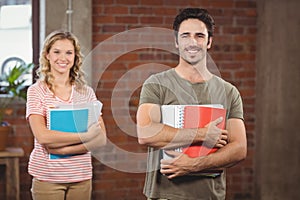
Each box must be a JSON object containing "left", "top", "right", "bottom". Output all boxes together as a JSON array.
[{"left": 26, "top": 30, "right": 106, "bottom": 200}]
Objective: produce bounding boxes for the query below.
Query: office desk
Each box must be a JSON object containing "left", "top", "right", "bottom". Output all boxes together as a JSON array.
[{"left": 0, "top": 147, "right": 24, "bottom": 200}]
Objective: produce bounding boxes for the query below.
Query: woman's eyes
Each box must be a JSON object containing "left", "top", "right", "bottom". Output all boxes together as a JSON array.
[{"left": 53, "top": 51, "right": 73, "bottom": 55}]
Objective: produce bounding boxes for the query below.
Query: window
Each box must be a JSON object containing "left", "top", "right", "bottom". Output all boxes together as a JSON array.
[{"left": 0, "top": 0, "right": 32, "bottom": 85}]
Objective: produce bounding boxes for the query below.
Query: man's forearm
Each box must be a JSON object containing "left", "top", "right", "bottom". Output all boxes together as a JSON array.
[
  {"left": 138, "top": 122, "right": 205, "bottom": 149},
  {"left": 193, "top": 141, "right": 246, "bottom": 172}
]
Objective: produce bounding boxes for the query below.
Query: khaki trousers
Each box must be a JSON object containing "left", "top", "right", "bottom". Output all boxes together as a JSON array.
[
  {"left": 31, "top": 178, "right": 92, "bottom": 200},
  {"left": 147, "top": 199, "right": 168, "bottom": 200}
]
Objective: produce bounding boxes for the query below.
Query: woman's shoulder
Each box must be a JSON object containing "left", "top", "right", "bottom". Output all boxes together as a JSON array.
[
  {"left": 74, "top": 84, "right": 96, "bottom": 99},
  {"left": 28, "top": 80, "right": 48, "bottom": 92},
  {"left": 75, "top": 84, "right": 94, "bottom": 92}
]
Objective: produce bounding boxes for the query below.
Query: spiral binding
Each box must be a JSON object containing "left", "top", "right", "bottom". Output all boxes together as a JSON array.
[{"left": 175, "top": 105, "right": 185, "bottom": 128}]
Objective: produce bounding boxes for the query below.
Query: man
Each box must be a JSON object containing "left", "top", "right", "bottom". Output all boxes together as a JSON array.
[{"left": 136, "top": 8, "right": 247, "bottom": 199}]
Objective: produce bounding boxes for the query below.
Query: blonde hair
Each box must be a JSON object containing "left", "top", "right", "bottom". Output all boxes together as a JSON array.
[{"left": 37, "top": 30, "right": 86, "bottom": 91}]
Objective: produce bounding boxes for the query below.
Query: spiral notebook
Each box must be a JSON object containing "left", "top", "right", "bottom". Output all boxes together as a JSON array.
[
  {"left": 161, "top": 104, "right": 226, "bottom": 176},
  {"left": 48, "top": 101, "right": 103, "bottom": 159}
]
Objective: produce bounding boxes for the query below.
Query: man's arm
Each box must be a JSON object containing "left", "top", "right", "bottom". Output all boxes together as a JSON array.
[
  {"left": 160, "top": 118, "right": 247, "bottom": 179},
  {"left": 137, "top": 103, "right": 228, "bottom": 149}
]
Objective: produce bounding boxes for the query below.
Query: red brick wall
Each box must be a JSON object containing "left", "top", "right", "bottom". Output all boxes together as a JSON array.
[
  {"left": 92, "top": 0, "right": 256, "bottom": 199},
  {"left": 0, "top": 0, "right": 256, "bottom": 199}
]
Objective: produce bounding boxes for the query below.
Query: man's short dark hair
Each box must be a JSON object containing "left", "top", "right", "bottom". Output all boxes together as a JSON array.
[{"left": 173, "top": 8, "right": 215, "bottom": 42}]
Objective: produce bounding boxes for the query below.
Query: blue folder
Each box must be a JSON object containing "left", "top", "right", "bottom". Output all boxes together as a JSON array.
[{"left": 49, "top": 108, "right": 88, "bottom": 159}]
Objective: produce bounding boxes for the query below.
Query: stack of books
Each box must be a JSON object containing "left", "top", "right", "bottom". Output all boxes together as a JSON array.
[{"left": 161, "top": 104, "right": 226, "bottom": 176}]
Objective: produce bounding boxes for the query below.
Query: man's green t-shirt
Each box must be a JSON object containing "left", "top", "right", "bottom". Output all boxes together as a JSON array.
[{"left": 139, "top": 69, "right": 244, "bottom": 200}]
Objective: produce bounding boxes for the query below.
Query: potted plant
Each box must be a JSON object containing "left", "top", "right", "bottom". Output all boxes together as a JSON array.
[{"left": 0, "top": 63, "right": 33, "bottom": 151}]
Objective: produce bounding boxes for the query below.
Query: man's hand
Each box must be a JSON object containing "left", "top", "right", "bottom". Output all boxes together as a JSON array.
[
  {"left": 160, "top": 151, "right": 195, "bottom": 179},
  {"left": 200, "top": 117, "right": 228, "bottom": 148}
]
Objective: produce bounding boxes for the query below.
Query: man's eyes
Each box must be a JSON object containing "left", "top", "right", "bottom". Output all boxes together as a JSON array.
[
  {"left": 180, "top": 34, "right": 205, "bottom": 38},
  {"left": 180, "top": 34, "right": 189, "bottom": 38},
  {"left": 196, "top": 34, "right": 205, "bottom": 38}
]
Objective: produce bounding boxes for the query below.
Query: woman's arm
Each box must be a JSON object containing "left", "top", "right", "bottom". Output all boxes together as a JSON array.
[
  {"left": 46, "top": 116, "right": 107, "bottom": 155},
  {"left": 28, "top": 114, "right": 101, "bottom": 148}
]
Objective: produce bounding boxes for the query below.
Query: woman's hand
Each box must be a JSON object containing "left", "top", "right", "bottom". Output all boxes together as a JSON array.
[
  {"left": 80, "top": 122, "right": 101, "bottom": 142},
  {"left": 81, "top": 117, "right": 107, "bottom": 151}
]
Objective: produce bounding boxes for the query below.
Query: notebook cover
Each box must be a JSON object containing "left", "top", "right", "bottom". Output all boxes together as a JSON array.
[
  {"left": 49, "top": 108, "right": 88, "bottom": 159},
  {"left": 182, "top": 106, "right": 226, "bottom": 158}
]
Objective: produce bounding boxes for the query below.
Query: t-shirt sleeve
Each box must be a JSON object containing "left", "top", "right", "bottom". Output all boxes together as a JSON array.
[
  {"left": 228, "top": 86, "right": 244, "bottom": 120},
  {"left": 86, "top": 85, "right": 103, "bottom": 116},
  {"left": 26, "top": 85, "right": 44, "bottom": 120},
  {"left": 86, "top": 86, "right": 98, "bottom": 102},
  {"left": 139, "top": 76, "right": 162, "bottom": 105}
]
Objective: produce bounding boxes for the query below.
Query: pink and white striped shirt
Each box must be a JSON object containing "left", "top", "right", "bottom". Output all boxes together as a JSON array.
[{"left": 26, "top": 80, "right": 98, "bottom": 183}]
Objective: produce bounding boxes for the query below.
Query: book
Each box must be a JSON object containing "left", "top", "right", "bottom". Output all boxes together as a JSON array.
[
  {"left": 182, "top": 105, "right": 226, "bottom": 158},
  {"left": 48, "top": 101, "right": 103, "bottom": 159},
  {"left": 161, "top": 104, "right": 226, "bottom": 176},
  {"left": 52, "top": 101, "right": 103, "bottom": 127},
  {"left": 161, "top": 104, "right": 226, "bottom": 159}
]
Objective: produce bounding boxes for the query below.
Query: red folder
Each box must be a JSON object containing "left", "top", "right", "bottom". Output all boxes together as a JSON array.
[{"left": 182, "top": 106, "right": 226, "bottom": 158}]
